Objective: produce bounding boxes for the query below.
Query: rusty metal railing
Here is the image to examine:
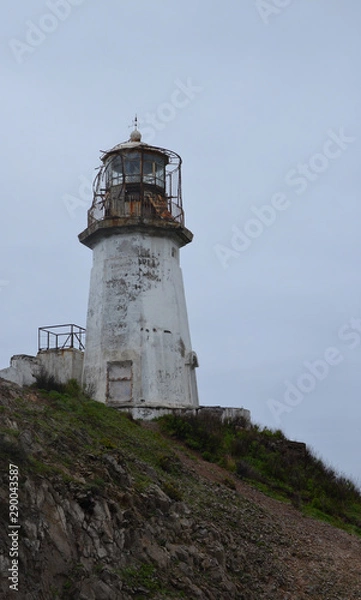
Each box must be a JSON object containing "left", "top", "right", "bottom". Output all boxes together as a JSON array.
[
  {"left": 38, "top": 324, "right": 86, "bottom": 352},
  {"left": 88, "top": 191, "right": 184, "bottom": 226}
]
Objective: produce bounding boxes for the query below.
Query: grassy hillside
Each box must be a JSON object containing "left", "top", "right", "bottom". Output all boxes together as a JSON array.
[
  {"left": 3, "top": 379, "right": 361, "bottom": 536},
  {"left": 159, "top": 412, "right": 361, "bottom": 536},
  {"left": 1, "top": 378, "right": 361, "bottom": 599}
]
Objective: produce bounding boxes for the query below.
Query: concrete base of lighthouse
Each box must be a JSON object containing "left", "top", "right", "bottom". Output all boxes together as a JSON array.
[
  {"left": 80, "top": 219, "right": 198, "bottom": 409},
  {"left": 117, "top": 405, "right": 251, "bottom": 424}
]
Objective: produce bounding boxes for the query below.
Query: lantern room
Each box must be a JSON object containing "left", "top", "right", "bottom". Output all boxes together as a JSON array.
[{"left": 87, "top": 127, "right": 184, "bottom": 227}]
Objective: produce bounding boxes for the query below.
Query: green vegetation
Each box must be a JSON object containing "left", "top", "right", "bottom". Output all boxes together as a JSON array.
[
  {"left": 34, "top": 368, "right": 68, "bottom": 393},
  {"left": 0, "top": 380, "right": 184, "bottom": 496},
  {"left": 120, "top": 563, "right": 184, "bottom": 599},
  {"left": 122, "top": 563, "right": 163, "bottom": 594},
  {"left": 159, "top": 412, "right": 361, "bottom": 535},
  {"left": 1, "top": 378, "right": 361, "bottom": 539},
  {"left": 161, "top": 480, "right": 183, "bottom": 501}
]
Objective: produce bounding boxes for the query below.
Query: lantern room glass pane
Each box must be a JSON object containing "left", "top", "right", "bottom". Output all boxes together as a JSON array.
[
  {"left": 106, "top": 151, "right": 166, "bottom": 188},
  {"left": 143, "top": 157, "right": 155, "bottom": 184},
  {"left": 124, "top": 151, "right": 141, "bottom": 183},
  {"left": 110, "top": 155, "right": 123, "bottom": 185},
  {"left": 155, "top": 156, "right": 165, "bottom": 186},
  {"left": 143, "top": 153, "right": 166, "bottom": 187}
]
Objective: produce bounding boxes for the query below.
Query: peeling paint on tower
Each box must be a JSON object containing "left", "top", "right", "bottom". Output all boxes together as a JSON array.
[{"left": 79, "top": 124, "right": 199, "bottom": 410}]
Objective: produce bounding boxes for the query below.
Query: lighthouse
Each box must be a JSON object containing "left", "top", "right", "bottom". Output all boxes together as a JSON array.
[{"left": 79, "top": 124, "right": 199, "bottom": 412}]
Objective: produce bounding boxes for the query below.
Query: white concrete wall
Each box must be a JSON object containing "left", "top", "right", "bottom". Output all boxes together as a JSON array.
[
  {"left": 0, "top": 350, "right": 84, "bottom": 388},
  {"left": 37, "top": 349, "right": 84, "bottom": 385},
  {"left": 0, "top": 355, "right": 39, "bottom": 386},
  {"left": 82, "top": 230, "right": 199, "bottom": 408}
]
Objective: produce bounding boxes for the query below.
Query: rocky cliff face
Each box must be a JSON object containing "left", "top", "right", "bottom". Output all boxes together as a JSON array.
[{"left": 0, "top": 379, "right": 360, "bottom": 600}]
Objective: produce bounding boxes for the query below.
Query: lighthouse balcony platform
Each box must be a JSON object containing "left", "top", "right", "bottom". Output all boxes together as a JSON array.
[{"left": 79, "top": 214, "right": 193, "bottom": 249}]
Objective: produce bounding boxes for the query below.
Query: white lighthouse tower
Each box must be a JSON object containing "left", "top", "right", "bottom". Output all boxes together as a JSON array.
[{"left": 79, "top": 124, "right": 199, "bottom": 412}]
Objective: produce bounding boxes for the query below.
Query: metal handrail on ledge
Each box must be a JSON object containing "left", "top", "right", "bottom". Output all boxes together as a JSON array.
[{"left": 38, "top": 324, "right": 86, "bottom": 352}]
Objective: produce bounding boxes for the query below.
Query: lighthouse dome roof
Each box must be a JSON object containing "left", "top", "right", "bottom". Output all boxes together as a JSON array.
[
  {"left": 100, "top": 137, "right": 145, "bottom": 160},
  {"left": 99, "top": 128, "right": 182, "bottom": 165}
]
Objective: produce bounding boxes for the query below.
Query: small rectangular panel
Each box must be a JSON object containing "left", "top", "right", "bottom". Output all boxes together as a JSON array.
[{"left": 107, "top": 360, "right": 133, "bottom": 405}]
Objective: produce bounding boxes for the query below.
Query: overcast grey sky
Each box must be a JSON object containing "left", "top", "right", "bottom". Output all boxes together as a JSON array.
[{"left": 1, "top": 1, "right": 361, "bottom": 484}]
